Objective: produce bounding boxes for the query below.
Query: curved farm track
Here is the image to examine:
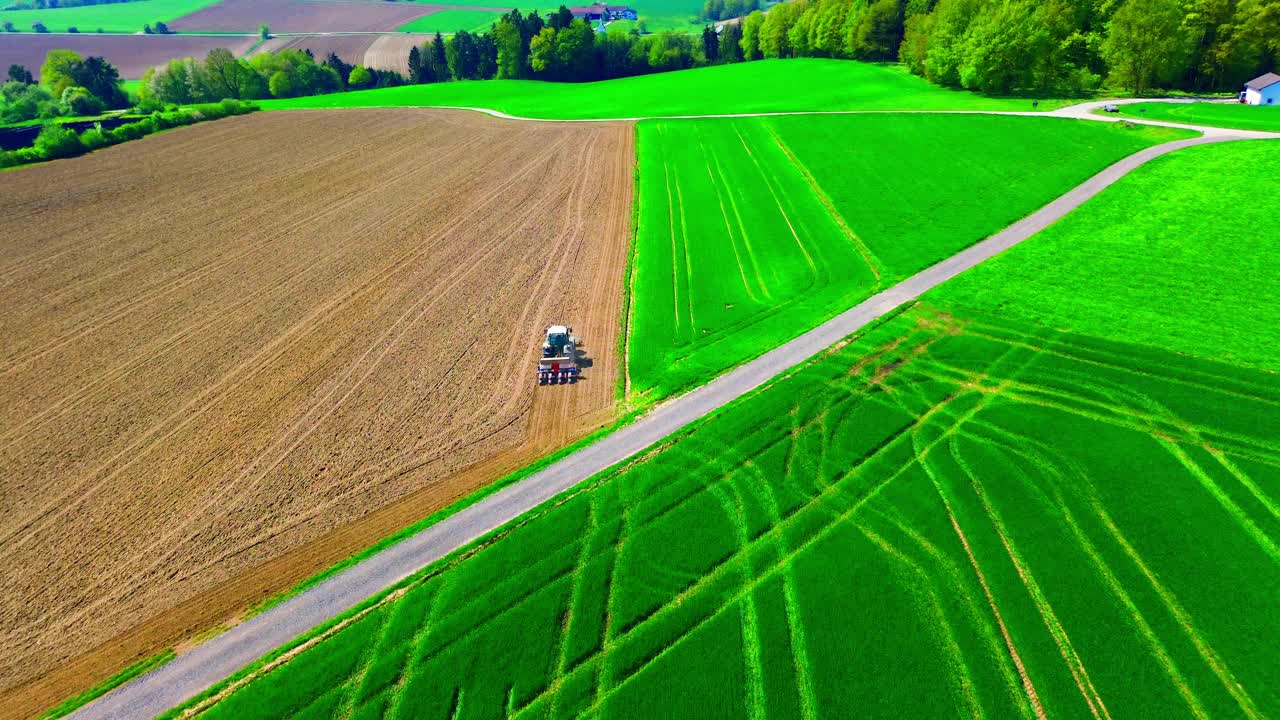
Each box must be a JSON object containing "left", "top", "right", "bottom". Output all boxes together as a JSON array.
[{"left": 0, "top": 109, "right": 633, "bottom": 719}]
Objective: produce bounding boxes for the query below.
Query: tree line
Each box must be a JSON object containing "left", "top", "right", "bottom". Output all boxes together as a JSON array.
[
  {"left": 405, "top": 8, "right": 708, "bottom": 83},
  {"left": 401, "top": 0, "right": 1277, "bottom": 94},
  {"left": 139, "top": 47, "right": 406, "bottom": 105},
  {"left": 1, "top": 98, "right": 257, "bottom": 169},
  {"left": 742, "top": 0, "right": 1277, "bottom": 95}
]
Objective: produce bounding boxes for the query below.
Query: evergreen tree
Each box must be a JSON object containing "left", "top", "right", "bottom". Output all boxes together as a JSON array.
[
  {"left": 431, "top": 32, "right": 448, "bottom": 78},
  {"left": 702, "top": 25, "right": 720, "bottom": 62},
  {"left": 408, "top": 45, "right": 423, "bottom": 83}
]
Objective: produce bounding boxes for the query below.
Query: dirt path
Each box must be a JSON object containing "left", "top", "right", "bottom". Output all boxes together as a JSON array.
[{"left": 0, "top": 109, "right": 633, "bottom": 720}]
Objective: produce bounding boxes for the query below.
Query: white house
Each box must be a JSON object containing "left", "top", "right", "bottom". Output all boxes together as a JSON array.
[{"left": 1242, "top": 72, "right": 1280, "bottom": 105}]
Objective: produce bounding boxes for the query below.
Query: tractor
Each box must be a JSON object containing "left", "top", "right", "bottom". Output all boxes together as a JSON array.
[{"left": 537, "top": 325, "right": 580, "bottom": 385}]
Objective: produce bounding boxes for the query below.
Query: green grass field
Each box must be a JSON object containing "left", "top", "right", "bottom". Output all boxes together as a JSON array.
[
  {"left": 396, "top": 9, "right": 511, "bottom": 34},
  {"left": 617, "top": 0, "right": 714, "bottom": 33},
  {"left": 936, "top": 140, "right": 1280, "bottom": 369},
  {"left": 627, "top": 114, "right": 1192, "bottom": 399},
  {"left": 169, "top": 137, "right": 1280, "bottom": 720},
  {"left": 1114, "top": 102, "right": 1280, "bottom": 132},
  {"left": 0, "top": 0, "right": 219, "bottom": 33},
  {"left": 258, "top": 59, "right": 1077, "bottom": 118}
]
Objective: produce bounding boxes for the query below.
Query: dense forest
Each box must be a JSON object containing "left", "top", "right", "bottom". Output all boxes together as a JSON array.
[{"left": 794, "top": 0, "right": 1280, "bottom": 94}]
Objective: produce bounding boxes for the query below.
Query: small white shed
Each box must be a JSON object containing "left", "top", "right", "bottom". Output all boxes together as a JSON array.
[{"left": 1242, "top": 72, "right": 1280, "bottom": 105}]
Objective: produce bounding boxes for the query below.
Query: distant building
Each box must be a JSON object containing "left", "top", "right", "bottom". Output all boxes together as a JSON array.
[
  {"left": 1241, "top": 72, "right": 1280, "bottom": 105},
  {"left": 568, "top": 4, "right": 638, "bottom": 22}
]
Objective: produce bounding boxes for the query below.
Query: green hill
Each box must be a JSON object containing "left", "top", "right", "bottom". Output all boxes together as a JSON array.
[{"left": 260, "top": 60, "right": 1074, "bottom": 119}]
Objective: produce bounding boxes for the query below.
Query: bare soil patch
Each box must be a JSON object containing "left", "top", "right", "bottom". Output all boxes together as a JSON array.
[
  {"left": 169, "top": 0, "right": 443, "bottom": 32},
  {"left": 0, "top": 33, "right": 257, "bottom": 80},
  {"left": 362, "top": 33, "right": 435, "bottom": 74},
  {"left": 253, "top": 32, "right": 376, "bottom": 65},
  {"left": 0, "top": 108, "right": 633, "bottom": 719},
  {"left": 250, "top": 33, "right": 433, "bottom": 74}
]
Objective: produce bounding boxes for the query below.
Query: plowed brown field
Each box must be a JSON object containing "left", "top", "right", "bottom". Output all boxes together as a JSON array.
[
  {"left": 252, "top": 33, "right": 377, "bottom": 67},
  {"left": 169, "top": 0, "right": 443, "bottom": 32},
  {"left": 0, "top": 109, "right": 633, "bottom": 719},
  {"left": 362, "top": 33, "right": 434, "bottom": 74},
  {"left": 250, "top": 33, "right": 434, "bottom": 75},
  {"left": 0, "top": 34, "right": 257, "bottom": 81}
]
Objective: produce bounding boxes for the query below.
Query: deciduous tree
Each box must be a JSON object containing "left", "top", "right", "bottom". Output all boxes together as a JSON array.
[
  {"left": 1101, "top": 0, "right": 1186, "bottom": 94},
  {"left": 740, "top": 10, "right": 764, "bottom": 60},
  {"left": 494, "top": 18, "right": 525, "bottom": 78},
  {"left": 348, "top": 65, "right": 372, "bottom": 88},
  {"left": 41, "top": 49, "right": 83, "bottom": 98},
  {"left": 8, "top": 64, "right": 34, "bottom": 84}
]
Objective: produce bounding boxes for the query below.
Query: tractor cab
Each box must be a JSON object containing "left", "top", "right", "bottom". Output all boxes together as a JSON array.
[
  {"left": 543, "top": 325, "right": 571, "bottom": 357},
  {"left": 537, "top": 325, "right": 580, "bottom": 385}
]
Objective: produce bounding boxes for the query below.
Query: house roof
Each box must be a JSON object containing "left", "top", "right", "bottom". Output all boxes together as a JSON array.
[{"left": 1245, "top": 72, "right": 1280, "bottom": 91}]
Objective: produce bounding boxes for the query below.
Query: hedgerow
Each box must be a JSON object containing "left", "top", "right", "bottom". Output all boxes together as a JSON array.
[{"left": 0, "top": 98, "right": 257, "bottom": 169}]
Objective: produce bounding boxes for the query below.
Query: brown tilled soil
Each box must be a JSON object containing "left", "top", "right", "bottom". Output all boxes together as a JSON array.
[
  {"left": 0, "top": 109, "right": 633, "bottom": 719},
  {"left": 0, "top": 34, "right": 257, "bottom": 81},
  {"left": 362, "top": 33, "right": 436, "bottom": 74},
  {"left": 253, "top": 33, "right": 378, "bottom": 67},
  {"left": 169, "top": 0, "right": 444, "bottom": 32},
  {"left": 250, "top": 33, "right": 434, "bottom": 75}
]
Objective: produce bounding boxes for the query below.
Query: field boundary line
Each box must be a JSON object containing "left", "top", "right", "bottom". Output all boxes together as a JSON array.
[
  {"left": 289, "top": 102, "right": 1280, "bottom": 140},
  {"left": 66, "top": 125, "right": 1277, "bottom": 720}
]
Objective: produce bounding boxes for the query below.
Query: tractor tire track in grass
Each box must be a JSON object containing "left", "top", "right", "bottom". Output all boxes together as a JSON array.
[{"left": 762, "top": 122, "right": 884, "bottom": 283}]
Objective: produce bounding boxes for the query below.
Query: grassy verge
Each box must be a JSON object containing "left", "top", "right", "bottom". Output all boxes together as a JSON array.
[
  {"left": 38, "top": 650, "right": 176, "bottom": 720},
  {"left": 616, "top": 124, "right": 642, "bottom": 406},
  {"left": 1105, "top": 101, "right": 1280, "bottom": 132}
]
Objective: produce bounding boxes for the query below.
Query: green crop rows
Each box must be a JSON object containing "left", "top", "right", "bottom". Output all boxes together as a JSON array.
[
  {"left": 0, "top": 0, "right": 219, "bottom": 33},
  {"left": 175, "top": 298, "right": 1280, "bottom": 720},
  {"left": 257, "top": 59, "right": 1079, "bottom": 118},
  {"left": 627, "top": 113, "right": 1192, "bottom": 400}
]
